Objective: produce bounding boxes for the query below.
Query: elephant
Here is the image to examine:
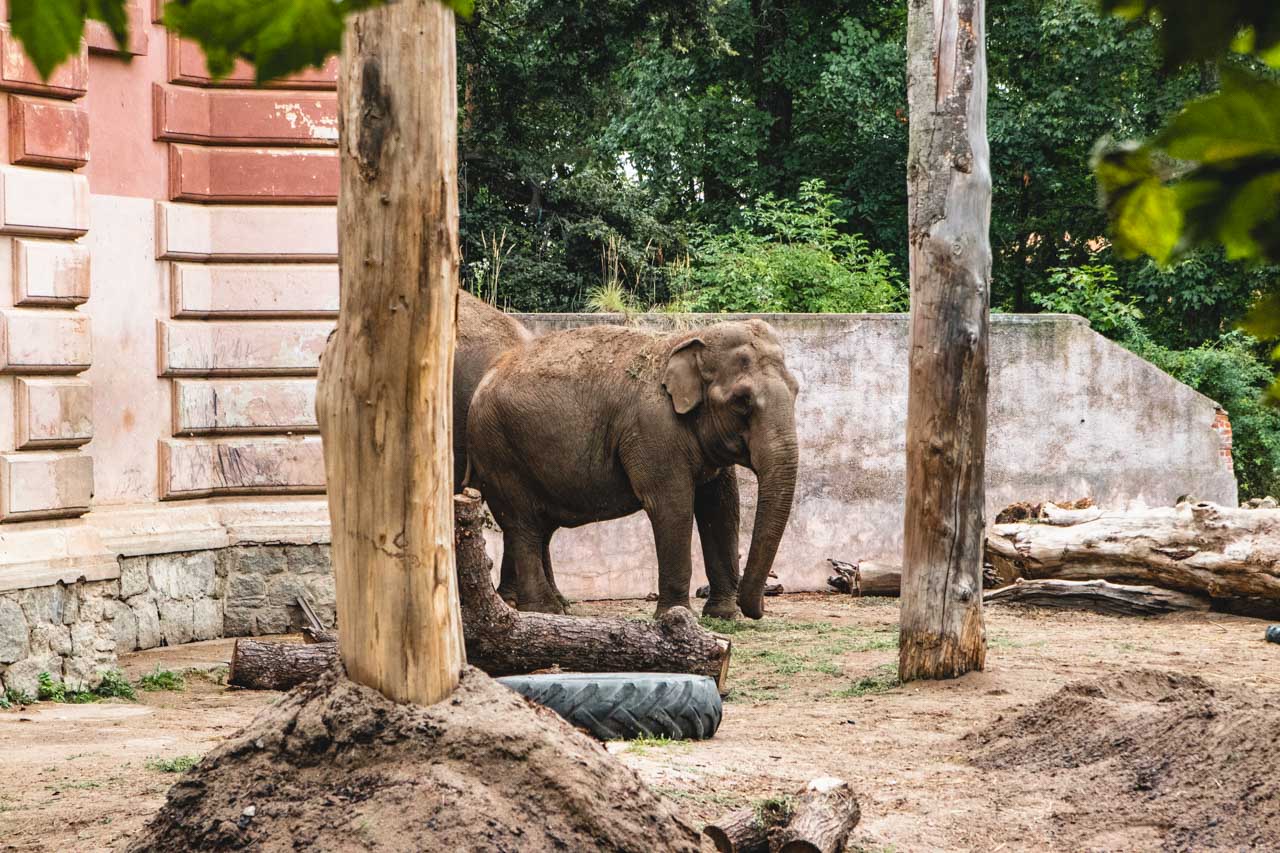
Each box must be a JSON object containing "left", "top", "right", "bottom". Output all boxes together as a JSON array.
[
  {"left": 454, "top": 290, "right": 533, "bottom": 492},
  {"left": 467, "top": 318, "right": 800, "bottom": 620}
]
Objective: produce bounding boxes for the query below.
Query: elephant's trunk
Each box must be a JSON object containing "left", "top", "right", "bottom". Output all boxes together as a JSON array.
[{"left": 738, "top": 403, "right": 798, "bottom": 619}]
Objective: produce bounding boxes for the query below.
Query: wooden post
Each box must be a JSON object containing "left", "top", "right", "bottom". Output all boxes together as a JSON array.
[
  {"left": 899, "top": 0, "right": 990, "bottom": 681},
  {"left": 315, "top": 0, "right": 465, "bottom": 705}
]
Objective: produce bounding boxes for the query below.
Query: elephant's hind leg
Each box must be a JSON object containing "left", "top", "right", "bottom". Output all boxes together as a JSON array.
[
  {"left": 541, "top": 531, "right": 571, "bottom": 611},
  {"left": 506, "top": 526, "right": 566, "bottom": 615}
]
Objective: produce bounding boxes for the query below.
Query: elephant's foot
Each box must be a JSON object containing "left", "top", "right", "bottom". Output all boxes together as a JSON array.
[
  {"left": 654, "top": 599, "right": 693, "bottom": 619},
  {"left": 702, "top": 598, "right": 741, "bottom": 620},
  {"left": 517, "top": 596, "right": 567, "bottom": 615},
  {"left": 496, "top": 584, "right": 518, "bottom": 609}
]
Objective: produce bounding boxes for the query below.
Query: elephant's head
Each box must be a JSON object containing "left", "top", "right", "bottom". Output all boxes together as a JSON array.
[{"left": 662, "top": 319, "right": 800, "bottom": 619}]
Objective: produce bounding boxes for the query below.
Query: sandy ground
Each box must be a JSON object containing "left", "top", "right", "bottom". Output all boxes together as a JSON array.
[{"left": 0, "top": 593, "right": 1276, "bottom": 852}]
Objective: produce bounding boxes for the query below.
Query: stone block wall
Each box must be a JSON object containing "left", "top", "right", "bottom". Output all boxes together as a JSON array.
[{"left": 0, "top": 543, "right": 332, "bottom": 696}]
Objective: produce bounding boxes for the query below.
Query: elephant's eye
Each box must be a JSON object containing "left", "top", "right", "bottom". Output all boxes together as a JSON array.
[{"left": 729, "top": 388, "right": 753, "bottom": 415}]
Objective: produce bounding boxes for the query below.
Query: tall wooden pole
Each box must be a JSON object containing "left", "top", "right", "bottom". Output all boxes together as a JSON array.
[
  {"left": 316, "top": 0, "right": 465, "bottom": 705},
  {"left": 899, "top": 0, "right": 990, "bottom": 681}
]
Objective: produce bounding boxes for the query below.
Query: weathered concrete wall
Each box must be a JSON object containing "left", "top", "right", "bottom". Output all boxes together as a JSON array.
[{"left": 500, "top": 312, "right": 1237, "bottom": 600}]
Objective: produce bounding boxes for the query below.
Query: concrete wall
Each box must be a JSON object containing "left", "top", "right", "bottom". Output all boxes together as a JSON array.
[{"left": 503, "top": 312, "right": 1237, "bottom": 599}]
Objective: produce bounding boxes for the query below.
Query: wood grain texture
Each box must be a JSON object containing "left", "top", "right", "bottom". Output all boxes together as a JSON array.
[
  {"left": 987, "top": 503, "right": 1280, "bottom": 618},
  {"left": 314, "top": 2, "right": 465, "bottom": 706},
  {"left": 899, "top": 0, "right": 991, "bottom": 681},
  {"left": 983, "top": 578, "right": 1210, "bottom": 616}
]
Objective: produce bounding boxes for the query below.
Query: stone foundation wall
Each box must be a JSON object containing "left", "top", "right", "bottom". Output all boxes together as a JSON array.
[{"left": 0, "top": 544, "right": 333, "bottom": 696}]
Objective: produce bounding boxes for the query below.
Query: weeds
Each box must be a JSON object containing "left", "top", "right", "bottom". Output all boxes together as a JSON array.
[
  {"left": 139, "top": 668, "right": 185, "bottom": 692},
  {"left": 3, "top": 687, "right": 34, "bottom": 707},
  {"left": 624, "top": 735, "right": 689, "bottom": 756},
  {"left": 96, "top": 669, "right": 137, "bottom": 700},
  {"left": 146, "top": 755, "right": 199, "bottom": 773},
  {"left": 833, "top": 664, "right": 901, "bottom": 698}
]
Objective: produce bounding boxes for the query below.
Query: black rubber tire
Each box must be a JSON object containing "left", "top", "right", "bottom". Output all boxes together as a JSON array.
[{"left": 496, "top": 672, "right": 723, "bottom": 741}]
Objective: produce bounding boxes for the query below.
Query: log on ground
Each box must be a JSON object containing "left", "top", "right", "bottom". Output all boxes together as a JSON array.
[
  {"left": 984, "top": 578, "right": 1210, "bottom": 616},
  {"left": 774, "top": 778, "right": 861, "bottom": 853},
  {"left": 229, "top": 493, "right": 732, "bottom": 692},
  {"left": 228, "top": 639, "right": 338, "bottom": 690},
  {"left": 703, "top": 799, "right": 791, "bottom": 853},
  {"left": 454, "top": 490, "right": 731, "bottom": 689},
  {"left": 986, "top": 502, "right": 1280, "bottom": 618}
]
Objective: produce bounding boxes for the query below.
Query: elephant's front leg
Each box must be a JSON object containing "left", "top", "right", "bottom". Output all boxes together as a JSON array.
[
  {"left": 696, "top": 468, "right": 742, "bottom": 620},
  {"left": 644, "top": 495, "right": 696, "bottom": 617}
]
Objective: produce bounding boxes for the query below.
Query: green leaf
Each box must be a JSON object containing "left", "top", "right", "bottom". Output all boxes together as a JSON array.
[
  {"left": 8, "top": 0, "right": 85, "bottom": 80},
  {"left": 86, "top": 0, "right": 131, "bottom": 54},
  {"left": 163, "top": 0, "right": 473, "bottom": 85},
  {"left": 1098, "top": 1, "right": 1280, "bottom": 70},
  {"left": 1093, "top": 142, "right": 1183, "bottom": 263},
  {"left": 1157, "top": 68, "right": 1280, "bottom": 164}
]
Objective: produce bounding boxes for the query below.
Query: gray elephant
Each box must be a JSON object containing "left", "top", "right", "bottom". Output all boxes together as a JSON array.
[
  {"left": 454, "top": 290, "right": 533, "bottom": 492},
  {"left": 467, "top": 318, "right": 800, "bottom": 620}
]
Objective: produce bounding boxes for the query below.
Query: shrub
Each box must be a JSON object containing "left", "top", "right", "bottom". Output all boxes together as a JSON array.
[
  {"left": 670, "top": 180, "right": 905, "bottom": 314},
  {"left": 139, "top": 668, "right": 185, "bottom": 692}
]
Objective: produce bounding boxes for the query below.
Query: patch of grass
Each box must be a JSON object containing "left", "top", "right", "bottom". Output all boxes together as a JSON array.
[
  {"left": 624, "top": 735, "right": 690, "bottom": 756},
  {"left": 698, "top": 616, "right": 806, "bottom": 635},
  {"left": 95, "top": 669, "right": 136, "bottom": 701},
  {"left": 187, "top": 666, "right": 229, "bottom": 686},
  {"left": 146, "top": 755, "right": 199, "bottom": 773},
  {"left": 50, "top": 780, "right": 101, "bottom": 790},
  {"left": 139, "top": 668, "right": 185, "bottom": 692},
  {"left": 833, "top": 664, "right": 901, "bottom": 698},
  {"left": 650, "top": 785, "right": 749, "bottom": 811}
]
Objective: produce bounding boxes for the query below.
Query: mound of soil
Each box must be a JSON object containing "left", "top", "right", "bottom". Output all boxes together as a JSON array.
[
  {"left": 128, "top": 666, "right": 700, "bottom": 852},
  {"left": 967, "top": 668, "right": 1280, "bottom": 851}
]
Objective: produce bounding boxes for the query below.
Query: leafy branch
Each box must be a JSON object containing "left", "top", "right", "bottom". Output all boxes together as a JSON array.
[{"left": 8, "top": 0, "right": 473, "bottom": 84}]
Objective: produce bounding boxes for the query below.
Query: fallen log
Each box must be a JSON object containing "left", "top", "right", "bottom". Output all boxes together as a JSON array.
[
  {"left": 228, "top": 639, "right": 337, "bottom": 690},
  {"left": 986, "top": 502, "right": 1280, "bottom": 618},
  {"left": 703, "top": 799, "right": 791, "bottom": 853},
  {"left": 827, "top": 559, "right": 902, "bottom": 596},
  {"left": 230, "top": 492, "right": 732, "bottom": 692},
  {"left": 703, "top": 778, "right": 859, "bottom": 853},
  {"left": 984, "top": 578, "right": 1210, "bottom": 616},
  {"left": 455, "top": 490, "right": 732, "bottom": 690},
  {"left": 775, "top": 778, "right": 860, "bottom": 853}
]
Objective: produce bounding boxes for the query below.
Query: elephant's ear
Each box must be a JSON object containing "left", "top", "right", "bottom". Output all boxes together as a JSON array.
[{"left": 663, "top": 338, "right": 705, "bottom": 415}]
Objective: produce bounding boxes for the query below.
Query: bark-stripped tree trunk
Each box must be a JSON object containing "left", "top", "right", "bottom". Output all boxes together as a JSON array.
[
  {"left": 899, "top": 0, "right": 991, "bottom": 681},
  {"left": 987, "top": 503, "right": 1280, "bottom": 618},
  {"left": 315, "top": 1, "right": 465, "bottom": 706}
]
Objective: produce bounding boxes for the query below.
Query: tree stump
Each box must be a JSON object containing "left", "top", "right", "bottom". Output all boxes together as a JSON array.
[
  {"left": 228, "top": 639, "right": 338, "bottom": 690},
  {"left": 774, "top": 778, "right": 861, "bottom": 853}
]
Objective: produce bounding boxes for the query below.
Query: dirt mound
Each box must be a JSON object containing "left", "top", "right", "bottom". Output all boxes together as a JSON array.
[
  {"left": 128, "top": 666, "right": 700, "bottom": 852},
  {"left": 967, "top": 668, "right": 1280, "bottom": 851}
]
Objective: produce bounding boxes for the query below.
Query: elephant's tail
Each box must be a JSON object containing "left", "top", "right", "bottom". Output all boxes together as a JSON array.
[{"left": 461, "top": 455, "right": 473, "bottom": 490}]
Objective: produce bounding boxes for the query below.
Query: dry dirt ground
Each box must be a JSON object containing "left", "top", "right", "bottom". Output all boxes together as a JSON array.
[{"left": 1, "top": 593, "right": 1277, "bottom": 852}]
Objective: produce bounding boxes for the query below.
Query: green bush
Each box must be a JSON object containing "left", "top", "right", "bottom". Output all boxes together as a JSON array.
[
  {"left": 1035, "top": 259, "right": 1280, "bottom": 499},
  {"left": 95, "top": 669, "right": 137, "bottom": 701},
  {"left": 139, "top": 668, "right": 185, "bottom": 692},
  {"left": 669, "top": 180, "right": 906, "bottom": 314}
]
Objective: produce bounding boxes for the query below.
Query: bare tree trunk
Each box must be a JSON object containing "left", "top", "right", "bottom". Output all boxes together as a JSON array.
[
  {"left": 899, "top": 0, "right": 991, "bottom": 682},
  {"left": 315, "top": 1, "right": 465, "bottom": 706}
]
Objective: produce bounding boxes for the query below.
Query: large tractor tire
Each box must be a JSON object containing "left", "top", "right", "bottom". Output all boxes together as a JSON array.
[{"left": 496, "top": 672, "right": 723, "bottom": 741}]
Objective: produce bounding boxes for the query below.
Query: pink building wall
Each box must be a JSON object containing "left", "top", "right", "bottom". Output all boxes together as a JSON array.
[{"left": 0, "top": 3, "right": 337, "bottom": 593}]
